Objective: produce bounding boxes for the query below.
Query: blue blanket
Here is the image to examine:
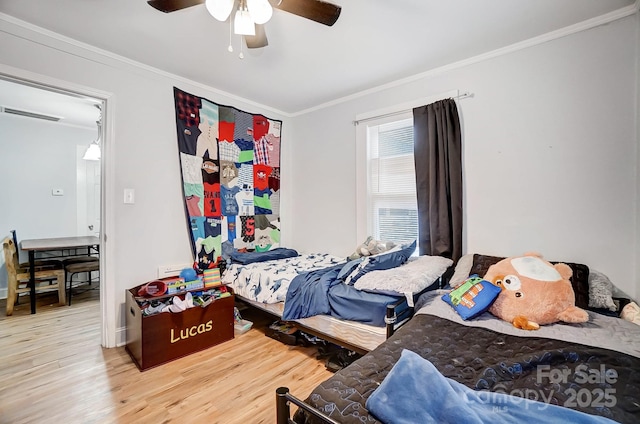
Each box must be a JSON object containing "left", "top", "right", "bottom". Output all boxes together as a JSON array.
[
  {"left": 282, "top": 264, "right": 400, "bottom": 326},
  {"left": 366, "top": 349, "right": 616, "bottom": 424},
  {"left": 282, "top": 264, "right": 342, "bottom": 320},
  {"left": 230, "top": 248, "right": 299, "bottom": 264}
]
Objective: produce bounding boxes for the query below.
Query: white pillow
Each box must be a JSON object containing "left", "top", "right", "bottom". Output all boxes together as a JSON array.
[{"left": 353, "top": 255, "right": 453, "bottom": 295}]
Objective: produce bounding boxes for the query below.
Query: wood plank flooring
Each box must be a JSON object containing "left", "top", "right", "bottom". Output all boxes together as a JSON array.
[{"left": 0, "top": 290, "right": 334, "bottom": 423}]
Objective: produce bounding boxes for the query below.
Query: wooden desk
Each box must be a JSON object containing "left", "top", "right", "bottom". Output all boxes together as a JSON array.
[{"left": 20, "top": 236, "right": 100, "bottom": 314}]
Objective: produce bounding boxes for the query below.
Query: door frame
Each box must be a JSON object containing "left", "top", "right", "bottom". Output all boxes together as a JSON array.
[{"left": 0, "top": 64, "right": 117, "bottom": 348}]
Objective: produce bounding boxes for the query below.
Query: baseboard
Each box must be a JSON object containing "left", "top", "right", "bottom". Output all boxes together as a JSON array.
[{"left": 115, "top": 326, "right": 127, "bottom": 347}]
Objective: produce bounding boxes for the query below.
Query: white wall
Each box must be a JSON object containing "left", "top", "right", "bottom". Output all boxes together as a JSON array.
[
  {"left": 0, "top": 116, "right": 94, "bottom": 239},
  {"left": 0, "top": 11, "right": 637, "bottom": 344},
  {"left": 290, "top": 16, "right": 639, "bottom": 300},
  {"left": 0, "top": 17, "right": 289, "bottom": 345},
  {"left": 0, "top": 115, "right": 95, "bottom": 294}
]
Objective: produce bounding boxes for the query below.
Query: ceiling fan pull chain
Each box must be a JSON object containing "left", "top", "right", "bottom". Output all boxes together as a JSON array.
[
  {"left": 239, "top": 36, "right": 245, "bottom": 59},
  {"left": 228, "top": 17, "right": 234, "bottom": 52}
]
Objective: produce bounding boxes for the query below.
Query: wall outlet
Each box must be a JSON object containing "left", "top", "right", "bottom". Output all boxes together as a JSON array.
[{"left": 157, "top": 263, "right": 193, "bottom": 279}]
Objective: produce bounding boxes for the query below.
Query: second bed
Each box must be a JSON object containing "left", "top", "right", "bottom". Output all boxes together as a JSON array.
[{"left": 221, "top": 249, "right": 452, "bottom": 352}]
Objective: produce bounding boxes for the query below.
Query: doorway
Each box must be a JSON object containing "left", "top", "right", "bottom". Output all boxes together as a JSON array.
[
  {"left": 76, "top": 145, "right": 101, "bottom": 237},
  {"left": 0, "top": 71, "right": 110, "bottom": 345}
]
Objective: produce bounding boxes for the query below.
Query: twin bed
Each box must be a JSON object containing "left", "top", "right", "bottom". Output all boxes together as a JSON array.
[
  {"left": 220, "top": 248, "right": 640, "bottom": 423},
  {"left": 273, "top": 254, "right": 640, "bottom": 424},
  {"left": 283, "top": 290, "right": 640, "bottom": 423},
  {"left": 221, "top": 246, "right": 447, "bottom": 352}
]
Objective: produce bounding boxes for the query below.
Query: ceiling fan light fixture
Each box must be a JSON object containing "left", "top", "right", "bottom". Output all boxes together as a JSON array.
[
  {"left": 246, "top": 0, "right": 273, "bottom": 25},
  {"left": 205, "top": 0, "right": 235, "bottom": 22},
  {"left": 83, "top": 106, "right": 102, "bottom": 161},
  {"left": 234, "top": 7, "right": 255, "bottom": 36},
  {"left": 83, "top": 141, "right": 101, "bottom": 161}
]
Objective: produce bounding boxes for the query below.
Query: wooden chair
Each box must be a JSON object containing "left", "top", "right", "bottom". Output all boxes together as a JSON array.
[
  {"left": 65, "top": 259, "right": 100, "bottom": 305},
  {"left": 2, "top": 237, "right": 66, "bottom": 316},
  {"left": 10, "top": 230, "right": 62, "bottom": 269}
]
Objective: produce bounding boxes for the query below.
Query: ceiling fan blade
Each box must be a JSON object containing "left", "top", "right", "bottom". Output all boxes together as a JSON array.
[
  {"left": 273, "top": 0, "right": 341, "bottom": 26},
  {"left": 245, "top": 25, "right": 269, "bottom": 49},
  {"left": 147, "top": 0, "right": 204, "bottom": 13}
]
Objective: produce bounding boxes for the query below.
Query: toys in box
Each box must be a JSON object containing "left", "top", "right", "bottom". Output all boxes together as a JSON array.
[{"left": 125, "top": 277, "right": 234, "bottom": 371}]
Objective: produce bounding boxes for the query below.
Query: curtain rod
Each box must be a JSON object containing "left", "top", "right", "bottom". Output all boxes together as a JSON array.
[{"left": 353, "top": 91, "right": 473, "bottom": 126}]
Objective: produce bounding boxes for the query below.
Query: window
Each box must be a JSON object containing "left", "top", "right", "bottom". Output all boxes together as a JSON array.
[{"left": 364, "top": 117, "right": 418, "bottom": 246}]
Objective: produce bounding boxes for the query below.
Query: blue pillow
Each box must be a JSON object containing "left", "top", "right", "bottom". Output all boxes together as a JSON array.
[
  {"left": 344, "top": 240, "right": 417, "bottom": 285},
  {"left": 230, "top": 247, "right": 299, "bottom": 264},
  {"left": 441, "top": 275, "right": 501, "bottom": 320}
]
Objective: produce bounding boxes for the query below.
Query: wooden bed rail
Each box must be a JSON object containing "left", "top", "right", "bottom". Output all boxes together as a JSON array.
[{"left": 276, "top": 387, "right": 339, "bottom": 424}]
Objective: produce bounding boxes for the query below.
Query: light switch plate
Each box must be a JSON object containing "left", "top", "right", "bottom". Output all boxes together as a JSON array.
[{"left": 123, "top": 188, "right": 135, "bottom": 204}]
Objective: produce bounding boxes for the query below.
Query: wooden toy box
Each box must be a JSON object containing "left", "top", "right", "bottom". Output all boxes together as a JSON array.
[{"left": 125, "top": 286, "right": 234, "bottom": 371}]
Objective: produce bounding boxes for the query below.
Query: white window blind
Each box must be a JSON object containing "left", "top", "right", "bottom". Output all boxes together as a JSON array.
[{"left": 366, "top": 118, "right": 418, "bottom": 246}]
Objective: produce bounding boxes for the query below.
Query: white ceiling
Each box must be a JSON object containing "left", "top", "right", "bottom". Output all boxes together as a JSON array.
[
  {"left": 0, "top": 78, "right": 101, "bottom": 129},
  {"left": 0, "top": 0, "right": 636, "bottom": 117}
]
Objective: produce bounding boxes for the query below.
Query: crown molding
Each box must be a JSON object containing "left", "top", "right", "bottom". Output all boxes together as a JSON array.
[
  {"left": 0, "top": 12, "right": 292, "bottom": 118},
  {"left": 1, "top": 2, "right": 637, "bottom": 119},
  {"left": 293, "top": 2, "right": 640, "bottom": 117}
]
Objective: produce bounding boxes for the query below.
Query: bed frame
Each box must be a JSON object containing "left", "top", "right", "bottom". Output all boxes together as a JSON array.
[
  {"left": 271, "top": 271, "right": 454, "bottom": 423},
  {"left": 276, "top": 387, "right": 336, "bottom": 424},
  {"left": 233, "top": 266, "right": 449, "bottom": 354},
  {"left": 236, "top": 292, "right": 413, "bottom": 355}
]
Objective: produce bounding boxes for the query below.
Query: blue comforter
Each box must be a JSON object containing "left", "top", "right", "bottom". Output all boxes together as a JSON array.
[
  {"left": 230, "top": 248, "right": 299, "bottom": 264},
  {"left": 366, "top": 349, "right": 616, "bottom": 424},
  {"left": 282, "top": 264, "right": 400, "bottom": 326}
]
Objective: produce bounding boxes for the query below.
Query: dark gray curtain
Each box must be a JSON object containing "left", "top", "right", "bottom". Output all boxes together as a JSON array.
[{"left": 413, "top": 98, "right": 462, "bottom": 261}]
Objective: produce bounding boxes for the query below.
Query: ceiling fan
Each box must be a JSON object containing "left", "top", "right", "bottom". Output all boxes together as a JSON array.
[{"left": 147, "top": 0, "right": 341, "bottom": 49}]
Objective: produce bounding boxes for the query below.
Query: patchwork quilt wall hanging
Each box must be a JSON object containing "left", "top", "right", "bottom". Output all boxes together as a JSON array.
[{"left": 173, "top": 87, "right": 282, "bottom": 272}]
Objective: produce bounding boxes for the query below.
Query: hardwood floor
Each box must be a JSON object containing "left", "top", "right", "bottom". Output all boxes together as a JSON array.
[{"left": 0, "top": 290, "right": 334, "bottom": 423}]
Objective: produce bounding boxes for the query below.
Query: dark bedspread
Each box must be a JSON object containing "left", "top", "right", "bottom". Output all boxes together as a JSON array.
[{"left": 294, "top": 313, "right": 640, "bottom": 424}]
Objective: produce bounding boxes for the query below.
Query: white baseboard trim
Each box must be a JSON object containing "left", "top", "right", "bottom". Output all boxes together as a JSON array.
[{"left": 115, "top": 326, "right": 127, "bottom": 347}]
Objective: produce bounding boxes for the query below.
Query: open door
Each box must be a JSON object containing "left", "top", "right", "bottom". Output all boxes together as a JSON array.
[{"left": 76, "top": 147, "right": 101, "bottom": 237}]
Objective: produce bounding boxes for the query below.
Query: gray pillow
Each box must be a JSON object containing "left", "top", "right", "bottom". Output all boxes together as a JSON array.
[
  {"left": 353, "top": 255, "right": 453, "bottom": 295},
  {"left": 588, "top": 269, "right": 617, "bottom": 311},
  {"left": 449, "top": 254, "right": 474, "bottom": 288}
]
